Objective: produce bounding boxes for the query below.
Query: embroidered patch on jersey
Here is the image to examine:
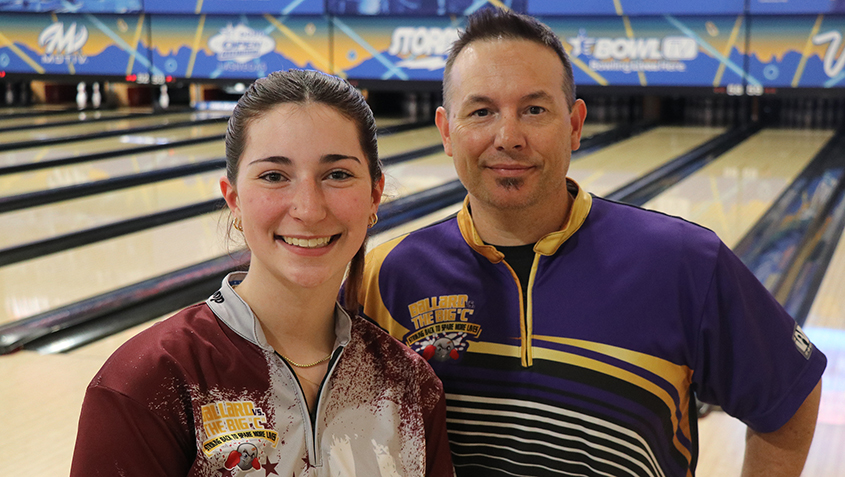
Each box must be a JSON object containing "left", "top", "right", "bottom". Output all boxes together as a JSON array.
[
  {"left": 403, "top": 294, "right": 481, "bottom": 362},
  {"left": 200, "top": 400, "right": 279, "bottom": 473},
  {"left": 210, "top": 291, "right": 225, "bottom": 304},
  {"left": 793, "top": 324, "right": 813, "bottom": 360}
]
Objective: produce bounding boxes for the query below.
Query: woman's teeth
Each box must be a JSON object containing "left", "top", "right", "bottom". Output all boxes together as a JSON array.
[{"left": 282, "top": 236, "right": 332, "bottom": 248}]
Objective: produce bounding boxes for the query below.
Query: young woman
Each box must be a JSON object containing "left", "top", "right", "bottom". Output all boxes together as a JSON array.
[{"left": 71, "top": 70, "right": 454, "bottom": 476}]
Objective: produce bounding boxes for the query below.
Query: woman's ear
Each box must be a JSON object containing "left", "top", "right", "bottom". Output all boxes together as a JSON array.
[{"left": 220, "top": 176, "right": 240, "bottom": 217}]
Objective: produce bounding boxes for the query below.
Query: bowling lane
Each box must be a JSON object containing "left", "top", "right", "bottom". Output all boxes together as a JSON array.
[
  {"left": 378, "top": 126, "right": 441, "bottom": 156},
  {"left": 2, "top": 170, "right": 223, "bottom": 248},
  {"left": 568, "top": 126, "right": 727, "bottom": 196},
  {"left": 0, "top": 122, "right": 228, "bottom": 169},
  {"left": 0, "top": 109, "right": 141, "bottom": 131},
  {"left": 641, "top": 129, "right": 835, "bottom": 248},
  {"left": 581, "top": 123, "right": 615, "bottom": 138},
  {"left": 1, "top": 141, "right": 224, "bottom": 197},
  {"left": 0, "top": 110, "right": 227, "bottom": 145},
  {"left": 0, "top": 211, "right": 230, "bottom": 325},
  {"left": 382, "top": 153, "right": 457, "bottom": 199},
  {"left": 805, "top": 231, "right": 845, "bottom": 330}
]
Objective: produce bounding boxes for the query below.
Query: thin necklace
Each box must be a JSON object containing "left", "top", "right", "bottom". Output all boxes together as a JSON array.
[
  {"left": 292, "top": 369, "right": 322, "bottom": 387},
  {"left": 278, "top": 351, "right": 332, "bottom": 368}
]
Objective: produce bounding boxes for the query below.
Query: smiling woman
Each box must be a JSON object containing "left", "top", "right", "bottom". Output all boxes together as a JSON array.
[{"left": 70, "top": 70, "right": 454, "bottom": 477}]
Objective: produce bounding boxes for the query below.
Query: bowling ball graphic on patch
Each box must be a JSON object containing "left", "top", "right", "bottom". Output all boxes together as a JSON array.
[
  {"left": 225, "top": 443, "right": 261, "bottom": 471},
  {"left": 423, "top": 337, "right": 460, "bottom": 362}
]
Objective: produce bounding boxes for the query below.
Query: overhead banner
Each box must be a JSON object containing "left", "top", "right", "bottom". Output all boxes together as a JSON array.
[
  {"left": 0, "top": 13, "right": 150, "bottom": 77},
  {"left": 327, "top": 0, "right": 525, "bottom": 16},
  {"left": 529, "top": 0, "right": 744, "bottom": 16},
  {"left": 749, "top": 0, "right": 845, "bottom": 14},
  {"left": 749, "top": 15, "right": 845, "bottom": 88},
  {"left": 544, "top": 15, "right": 748, "bottom": 87},
  {"left": 151, "top": 15, "right": 330, "bottom": 80},
  {"left": 144, "top": 0, "right": 324, "bottom": 15},
  {"left": 332, "top": 16, "right": 460, "bottom": 81},
  {"left": 0, "top": 0, "right": 141, "bottom": 13},
  {"left": 334, "top": 14, "right": 752, "bottom": 87}
]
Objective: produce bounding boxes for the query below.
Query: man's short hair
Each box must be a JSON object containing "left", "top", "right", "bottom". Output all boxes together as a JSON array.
[{"left": 442, "top": 8, "right": 576, "bottom": 110}]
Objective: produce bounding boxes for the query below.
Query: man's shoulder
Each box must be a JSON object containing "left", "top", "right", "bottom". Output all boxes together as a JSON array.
[
  {"left": 367, "top": 214, "right": 462, "bottom": 266},
  {"left": 589, "top": 195, "right": 721, "bottom": 245}
]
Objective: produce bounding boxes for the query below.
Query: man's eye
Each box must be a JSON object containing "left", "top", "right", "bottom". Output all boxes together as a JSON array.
[
  {"left": 471, "top": 109, "right": 490, "bottom": 117},
  {"left": 327, "top": 170, "right": 353, "bottom": 180},
  {"left": 528, "top": 106, "right": 545, "bottom": 115}
]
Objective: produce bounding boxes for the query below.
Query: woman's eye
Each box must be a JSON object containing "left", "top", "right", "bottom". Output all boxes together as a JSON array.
[
  {"left": 327, "top": 170, "right": 353, "bottom": 181},
  {"left": 260, "top": 172, "right": 284, "bottom": 182}
]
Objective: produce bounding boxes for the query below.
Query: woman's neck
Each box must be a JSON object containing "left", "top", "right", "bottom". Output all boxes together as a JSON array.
[{"left": 233, "top": 266, "right": 339, "bottom": 362}]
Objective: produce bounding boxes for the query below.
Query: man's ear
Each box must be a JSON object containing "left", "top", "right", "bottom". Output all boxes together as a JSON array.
[
  {"left": 371, "top": 174, "right": 385, "bottom": 211},
  {"left": 569, "top": 99, "right": 588, "bottom": 151},
  {"left": 435, "top": 106, "right": 453, "bottom": 157}
]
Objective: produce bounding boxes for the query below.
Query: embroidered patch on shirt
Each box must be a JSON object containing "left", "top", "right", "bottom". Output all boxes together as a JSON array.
[{"left": 793, "top": 324, "right": 813, "bottom": 360}]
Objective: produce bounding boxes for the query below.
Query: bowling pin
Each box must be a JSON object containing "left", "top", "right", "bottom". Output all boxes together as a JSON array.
[
  {"left": 159, "top": 84, "right": 169, "bottom": 110},
  {"left": 4, "top": 83, "right": 13, "bottom": 105},
  {"left": 91, "top": 82, "right": 102, "bottom": 109},
  {"left": 76, "top": 82, "right": 87, "bottom": 110}
]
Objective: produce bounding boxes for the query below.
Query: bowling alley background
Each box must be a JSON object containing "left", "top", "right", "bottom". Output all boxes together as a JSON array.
[{"left": 0, "top": 0, "right": 843, "bottom": 92}]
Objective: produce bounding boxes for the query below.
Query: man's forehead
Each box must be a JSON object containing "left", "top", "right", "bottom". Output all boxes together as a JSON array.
[{"left": 449, "top": 38, "right": 566, "bottom": 104}]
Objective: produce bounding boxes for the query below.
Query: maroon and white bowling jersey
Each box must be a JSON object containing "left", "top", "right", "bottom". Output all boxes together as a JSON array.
[{"left": 71, "top": 272, "right": 453, "bottom": 477}]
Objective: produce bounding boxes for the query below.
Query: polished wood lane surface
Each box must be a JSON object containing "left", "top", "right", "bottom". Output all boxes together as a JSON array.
[
  {"left": 642, "top": 129, "right": 835, "bottom": 248},
  {"left": 378, "top": 126, "right": 442, "bottom": 156},
  {"left": 0, "top": 122, "right": 227, "bottom": 169},
  {"left": 0, "top": 109, "right": 135, "bottom": 130},
  {"left": 569, "top": 126, "right": 726, "bottom": 196},
  {"left": 0, "top": 111, "right": 227, "bottom": 144},
  {"left": 1, "top": 141, "right": 224, "bottom": 197},
  {"left": 805, "top": 232, "right": 845, "bottom": 330},
  {"left": 2, "top": 171, "right": 223, "bottom": 249},
  {"left": 580, "top": 122, "right": 615, "bottom": 138}
]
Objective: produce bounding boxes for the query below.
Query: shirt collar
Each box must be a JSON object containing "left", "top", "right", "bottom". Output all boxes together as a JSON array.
[
  {"left": 206, "top": 271, "right": 352, "bottom": 351},
  {"left": 456, "top": 178, "right": 593, "bottom": 262}
]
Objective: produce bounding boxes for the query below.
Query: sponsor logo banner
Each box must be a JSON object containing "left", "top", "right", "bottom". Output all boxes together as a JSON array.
[
  {"left": 150, "top": 15, "right": 329, "bottom": 80},
  {"left": 0, "top": 14, "right": 150, "bottom": 76}
]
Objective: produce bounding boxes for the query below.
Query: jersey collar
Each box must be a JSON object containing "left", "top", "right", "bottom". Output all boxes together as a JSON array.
[
  {"left": 456, "top": 178, "right": 593, "bottom": 262},
  {"left": 206, "top": 271, "right": 352, "bottom": 351}
]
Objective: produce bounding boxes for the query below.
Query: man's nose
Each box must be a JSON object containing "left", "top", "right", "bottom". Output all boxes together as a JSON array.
[{"left": 494, "top": 113, "right": 526, "bottom": 152}]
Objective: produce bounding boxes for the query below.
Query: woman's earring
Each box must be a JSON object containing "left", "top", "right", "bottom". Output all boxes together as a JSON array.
[
  {"left": 368, "top": 213, "right": 378, "bottom": 228},
  {"left": 233, "top": 217, "right": 243, "bottom": 232}
]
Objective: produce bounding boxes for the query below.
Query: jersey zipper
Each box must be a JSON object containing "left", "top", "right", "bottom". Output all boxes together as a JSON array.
[
  {"left": 524, "top": 252, "right": 542, "bottom": 367},
  {"left": 502, "top": 256, "right": 537, "bottom": 368},
  {"left": 277, "top": 346, "right": 345, "bottom": 468}
]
